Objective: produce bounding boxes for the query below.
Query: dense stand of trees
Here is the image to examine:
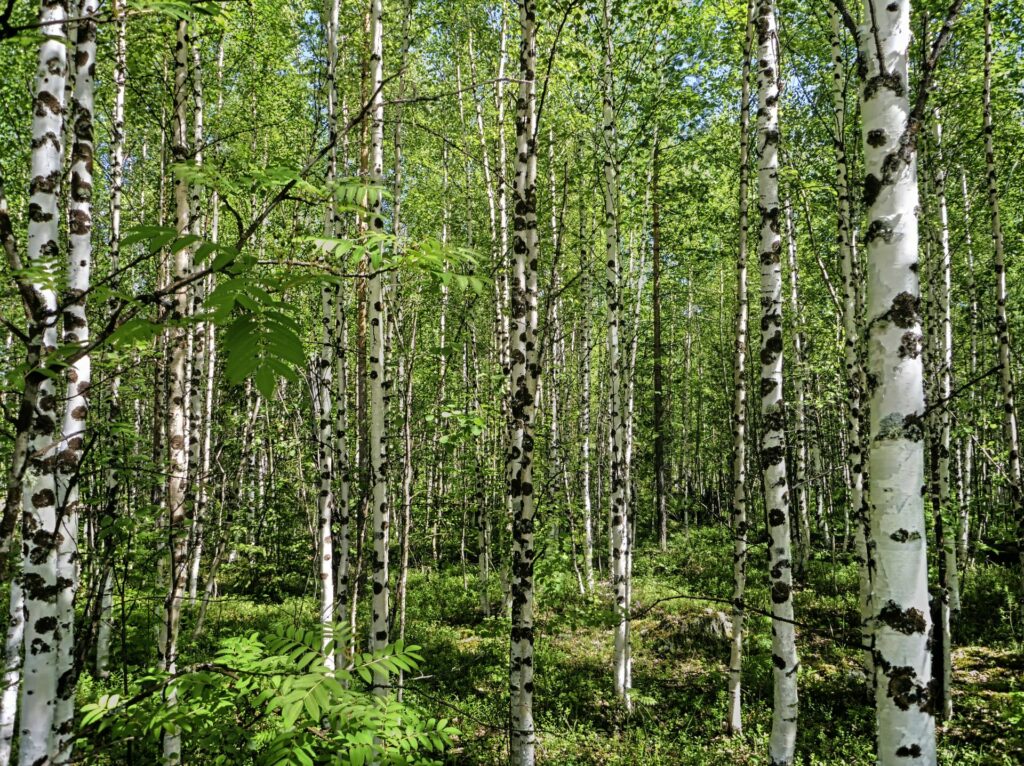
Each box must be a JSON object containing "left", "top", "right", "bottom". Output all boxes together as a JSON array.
[{"left": 0, "top": 0, "right": 1022, "bottom": 764}]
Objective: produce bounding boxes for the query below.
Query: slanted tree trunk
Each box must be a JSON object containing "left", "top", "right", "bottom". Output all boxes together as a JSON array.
[
  {"left": 727, "top": 0, "right": 753, "bottom": 735},
  {"left": 466, "top": 34, "right": 500, "bottom": 609},
  {"left": 508, "top": 1, "right": 540, "bottom": 762},
  {"left": 494, "top": 11, "right": 516, "bottom": 614},
  {"left": 858, "top": 0, "right": 936, "bottom": 761},
  {"left": 17, "top": 2, "right": 70, "bottom": 762},
  {"left": 467, "top": 37, "right": 505, "bottom": 593},
  {"left": 754, "top": 2, "right": 798, "bottom": 762},
  {"left": 494, "top": 10, "right": 511, "bottom": 388}
]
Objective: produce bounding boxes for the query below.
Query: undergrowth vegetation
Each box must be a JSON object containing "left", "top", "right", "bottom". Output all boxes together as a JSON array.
[{"left": 76, "top": 527, "right": 1023, "bottom": 765}]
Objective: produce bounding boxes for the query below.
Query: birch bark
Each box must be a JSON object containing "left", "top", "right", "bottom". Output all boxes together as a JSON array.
[
  {"left": 17, "top": 1, "right": 69, "bottom": 762},
  {"left": 159, "top": 18, "right": 194, "bottom": 766},
  {"left": 830, "top": 4, "right": 872, "bottom": 678},
  {"left": 601, "top": 0, "right": 631, "bottom": 710},
  {"left": 96, "top": 0, "right": 129, "bottom": 678},
  {"left": 754, "top": 2, "right": 798, "bottom": 761},
  {"left": 366, "top": 0, "right": 391, "bottom": 695},
  {"left": 52, "top": 2, "right": 98, "bottom": 758},
  {"left": 858, "top": 1, "right": 936, "bottom": 761},
  {"left": 508, "top": 1, "right": 540, "bottom": 761},
  {"left": 727, "top": 0, "right": 753, "bottom": 734}
]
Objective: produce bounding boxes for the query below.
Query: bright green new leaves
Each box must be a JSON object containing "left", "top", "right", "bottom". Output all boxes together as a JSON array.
[
  {"left": 78, "top": 625, "right": 457, "bottom": 766},
  {"left": 103, "top": 224, "right": 305, "bottom": 400},
  {"left": 206, "top": 277, "right": 305, "bottom": 400},
  {"left": 306, "top": 232, "right": 483, "bottom": 290},
  {"left": 126, "top": 0, "right": 228, "bottom": 21}
]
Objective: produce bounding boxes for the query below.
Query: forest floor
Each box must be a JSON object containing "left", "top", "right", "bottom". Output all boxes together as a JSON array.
[
  {"left": 102, "top": 526, "right": 1024, "bottom": 765},
  {"left": 395, "top": 526, "right": 1024, "bottom": 765}
]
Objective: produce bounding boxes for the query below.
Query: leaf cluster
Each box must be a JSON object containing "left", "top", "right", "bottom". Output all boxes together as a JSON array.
[{"left": 79, "top": 626, "right": 458, "bottom": 766}]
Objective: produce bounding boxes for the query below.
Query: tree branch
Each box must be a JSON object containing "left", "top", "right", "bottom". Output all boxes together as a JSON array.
[
  {"left": 830, "top": 0, "right": 859, "bottom": 43},
  {"left": 906, "top": 0, "right": 967, "bottom": 147}
]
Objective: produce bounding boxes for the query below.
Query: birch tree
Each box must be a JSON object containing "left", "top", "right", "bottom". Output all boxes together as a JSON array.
[
  {"left": 754, "top": 1, "right": 798, "bottom": 761},
  {"left": 829, "top": 2, "right": 871, "bottom": 678},
  {"left": 857, "top": 0, "right": 935, "bottom": 761},
  {"left": 601, "top": 0, "right": 631, "bottom": 710},
  {"left": 95, "top": 0, "right": 129, "bottom": 680},
  {"left": 508, "top": 1, "right": 540, "bottom": 761},
  {"left": 929, "top": 107, "right": 956, "bottom": 720},
  {"left": 727, "top": 0, "right": 753, "bottom": 735},
  {"left": 652, "top": 136, "right": 667, "bottom": 552},
  {"left": 158, "top": 17, "right": 194, "bottom": 766},
  {"left": 366, "top": 0, "right": 391, "bottom": 695},
  {"left": 52, "top": 2, "right": 98, "bottom": 759},
  {"left": 17, "top": 2, "right": 69, "bottom": 762}
]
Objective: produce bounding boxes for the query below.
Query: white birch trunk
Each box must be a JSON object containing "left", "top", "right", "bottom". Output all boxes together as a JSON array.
[
  {"left": 186, "top": 33, "right": 209, "bottom": 605},
  {"left": 929, "top": 109, "right": 956, "bottom": 721},
  {"left": 315, "top": 288, "right": 336, "bottom": 669},
  {"left": 333, "top": 294, "right": 351, "bottom": 671},
  {"left": 754, "top": 2, "right": 798, "bottom": 762},
  {"left": 367, "top": 0, "right": 391, "bottom": 696},
  {"left": 580, "top": 258, "right": 595, "bottom": 594},
  {"left": 314, "top": 0, "right": 342, "bottom": 674},
  {"left": 830, "top": 5, "right": 872, "bottom": 679},
  {"left": 957, "top": 167, "right": 975, "bottom": 566},
  {"left": 601, "top": 0, "right": 631, "bottom": 711},
  {"left": 159, "top": 19, "right": 194, "bottom": 766},
  {"left": 858, "top": 1, "right": 936, "bottom": 761},
  {"left": 784, "top": 198, "right": 811, "bottom": 575},
  {"left": 52, "top": 3, "right": 98, "bottom": 758},
  {"left": 96, "top": 0, "right": 128, "bottom": 678},
  {"left": 0, "top": 581, "right": 24, "bottom": 765},
  {"left": 727, "top": 0, "right": 753, "bottom": 735},
  {"left": 18, "top": 1, "right": 69, "bottom": 761},
  {"left": 509, "top": 1, "right": 540, "bottom": 761}
]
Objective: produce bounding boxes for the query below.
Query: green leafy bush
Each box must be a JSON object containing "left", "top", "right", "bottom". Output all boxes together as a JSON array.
[{"left": 78, "top": 626, "right": 458, "bottom": 765}]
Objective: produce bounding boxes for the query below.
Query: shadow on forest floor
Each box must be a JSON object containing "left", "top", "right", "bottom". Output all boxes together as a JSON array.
[{"left": 945, "top": 646, "right": 1024, "bottom": 762}]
